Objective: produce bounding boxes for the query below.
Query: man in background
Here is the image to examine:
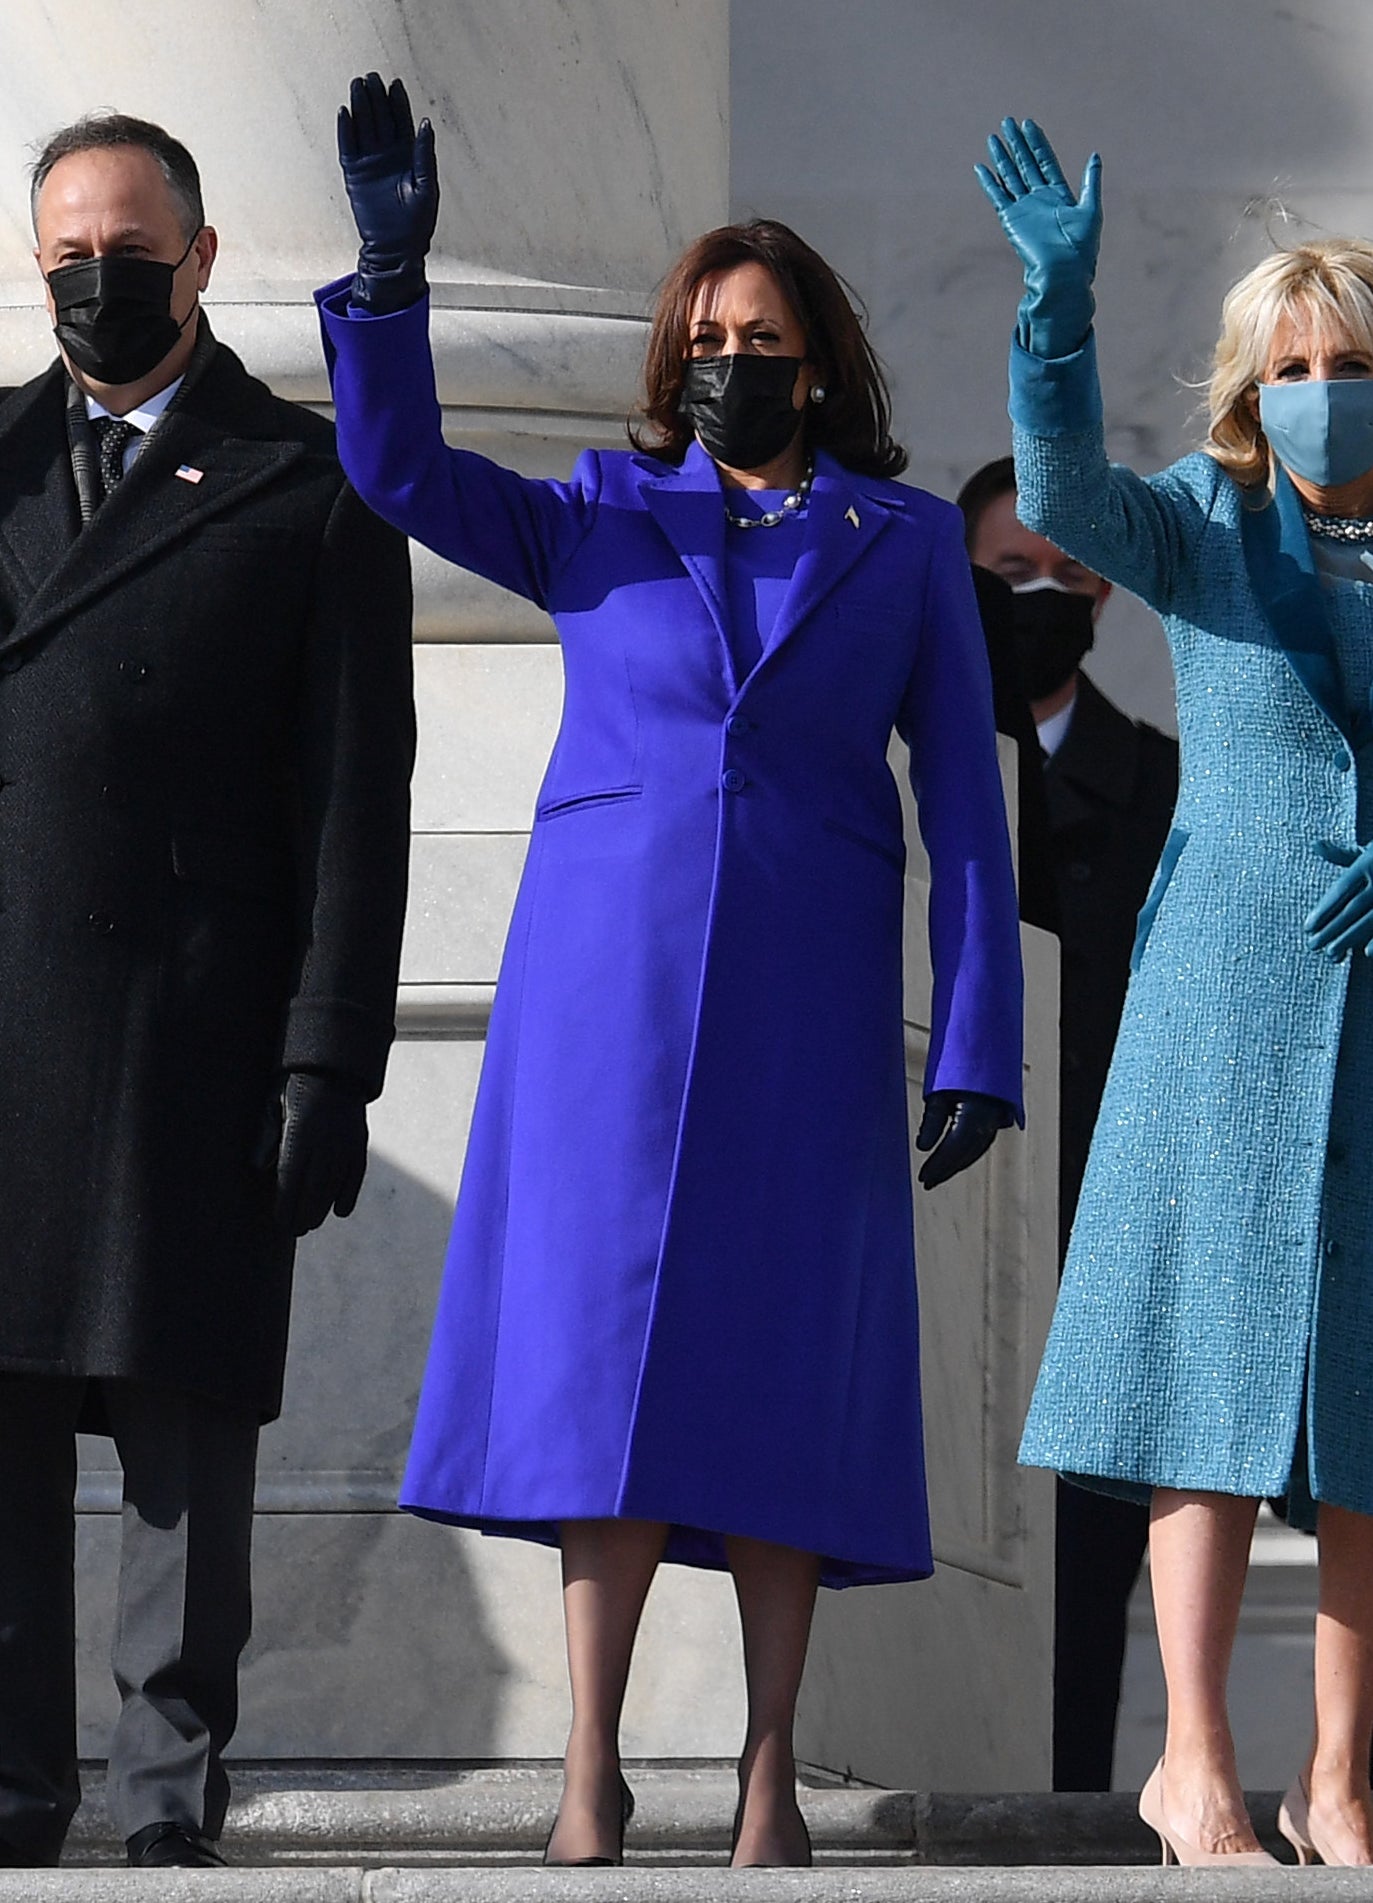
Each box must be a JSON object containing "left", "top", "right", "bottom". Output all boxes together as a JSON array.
[
  {"left": 0, "top": 114, "right": 414, "bottom": 1868},
  {"left": 960, "top": 454, "right": 1178, "bottom": 1793}
]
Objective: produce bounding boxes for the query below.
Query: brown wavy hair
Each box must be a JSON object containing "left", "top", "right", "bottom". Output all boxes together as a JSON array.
[{"left": 632, "top": 219, "right": 908, "bottom": 478}]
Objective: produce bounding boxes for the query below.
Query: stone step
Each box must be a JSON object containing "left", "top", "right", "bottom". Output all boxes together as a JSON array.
[
  {"left": 3, "top": 1865, "right": 1373, "bottom": 1902},
  {"left": 48, "top": 1763, "right": 1299, "bottom": 1869}
]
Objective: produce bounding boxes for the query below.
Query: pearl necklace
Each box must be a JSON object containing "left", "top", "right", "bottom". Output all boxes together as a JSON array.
[
  {"left": 723, "top": 460, "right": 814, "bottom": 530},
  {"left": 1301, "top": 505, "right": 1373, "bottom": 544}
]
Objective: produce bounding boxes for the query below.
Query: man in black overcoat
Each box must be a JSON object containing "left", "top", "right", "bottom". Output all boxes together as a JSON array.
[
  {"left": 0, "top": 115, "right": 415, "bottom": 1868},
  {"left": 961, "top": 458, "right": 1178, "bottom": 1793}
]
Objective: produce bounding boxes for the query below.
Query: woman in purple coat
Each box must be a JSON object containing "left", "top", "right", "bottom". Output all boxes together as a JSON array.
[{"left": 319, "top": 76, "right": 1023, "bottom": 1868}]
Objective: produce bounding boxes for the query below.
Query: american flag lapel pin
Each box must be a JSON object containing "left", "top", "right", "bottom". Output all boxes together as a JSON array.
[
  {"left": 845, "top": 504, "right": 860, "bottom": 529},
  {"left": 175, "top": 464, "right": 204, "bottom": 485}
]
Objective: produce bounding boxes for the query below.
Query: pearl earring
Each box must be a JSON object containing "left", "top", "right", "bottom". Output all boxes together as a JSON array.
[{"left": 810, "top": 385, "right": 826, "bottom": 404}]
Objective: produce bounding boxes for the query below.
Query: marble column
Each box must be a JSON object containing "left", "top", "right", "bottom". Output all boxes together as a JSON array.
[{"left": 1, "top": 0, "right": 1056, "bottom": 1788}]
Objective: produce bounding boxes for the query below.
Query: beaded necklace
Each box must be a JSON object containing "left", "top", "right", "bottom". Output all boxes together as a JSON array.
[
  {"left": 1301, "top": 505, "right": 1373, "bottom": 544},
  {"left": 723, "top": 459, "right": 814, "bottom": 530}
]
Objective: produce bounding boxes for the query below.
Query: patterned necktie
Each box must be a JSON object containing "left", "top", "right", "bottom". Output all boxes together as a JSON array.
[{"left": 91, "top": 416, "right": 139, "bottom": 502}]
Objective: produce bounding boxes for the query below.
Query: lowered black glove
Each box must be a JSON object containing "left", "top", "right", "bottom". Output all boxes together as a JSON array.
[
  {"left": 915, "top": 1090, "right": 1014, "bottom": 1191},
  {"left": 257, "top": 1071, "right": 370, "bottom": 1236},
  {"left": 337, "top": 71, "right": 439, "bottom": 315}
]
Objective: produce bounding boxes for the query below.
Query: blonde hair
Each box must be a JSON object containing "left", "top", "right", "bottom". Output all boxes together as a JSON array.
[{"left": 1205, "top": 238, "right": 1373, "bottom": 485}]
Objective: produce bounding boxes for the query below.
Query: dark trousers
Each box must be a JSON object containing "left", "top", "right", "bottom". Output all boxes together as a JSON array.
[
  {"left": 0, "top": 1374, "right": 258, "bottom": 1864},
  {"left": 1053, "top": 1477, "right": 1150, "bottom": 1791}
]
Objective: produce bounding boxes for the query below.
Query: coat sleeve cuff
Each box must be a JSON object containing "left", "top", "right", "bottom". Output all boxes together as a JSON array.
[
  {"left": 1008, "top": 331, "right": 1103, "bottom": 437},
  {"left": 281, "top": 998, "right": 397, "bottom": 1101}
]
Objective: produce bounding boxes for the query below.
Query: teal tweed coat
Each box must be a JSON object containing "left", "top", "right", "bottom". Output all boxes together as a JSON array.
[{"left": 1012, "top": 336, "right": 1373, "bottom": 1524}]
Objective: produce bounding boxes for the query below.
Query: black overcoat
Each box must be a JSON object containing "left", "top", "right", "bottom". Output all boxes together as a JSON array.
[
  {"left": 1043, "top": 672, "right": 1177, "bottom": 1254},
  {"left": 0, "top": 333, "right": 414, "bottom": 1421}
]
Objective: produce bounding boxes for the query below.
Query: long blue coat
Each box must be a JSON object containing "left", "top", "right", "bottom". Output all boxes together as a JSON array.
[
  {"left": 317, "top": 282, "right": 1024, "bottom": 1586},
  {"left": 1012, "top": 335, "right": 1373, "bottom": 1526}
]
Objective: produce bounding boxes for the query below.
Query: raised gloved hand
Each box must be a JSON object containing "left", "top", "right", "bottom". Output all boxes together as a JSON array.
[
  {"left": 1306, "top": 839, "right": 1373, "bottom": 961},
  {"left": 257, "top": 1071, "right": 370, "bottom": 1236},
  {"left": 975, "top": 117, "right": 1102, "bottom": 361},
  {"left": 337, "top": 72, "right": 439, "bottom": 315},
  {"left": 915, "top": 1091, "right": 1015, "bottom": 1191}
]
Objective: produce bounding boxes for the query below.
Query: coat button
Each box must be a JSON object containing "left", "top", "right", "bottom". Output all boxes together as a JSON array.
[
  {"left": 1334, "top": 749, "right": 1353, "bottom": 772},
  {"left": 119, "top": 661, "right": 150, "bottom": 683},
  {"left": 101, "top": 784, "right": 124, "bottom": 808},
  {"left": 1325, "top": 1238, "right": 1342, "bottom": 1259},
  {"left": 1067, "top": 860, "right": 1093, "bottom": 883},
  {"left": 721, "top": 768, "right": 746, "bottom": 794},
  {"left": 87, "top": 911, "right": 115, "bottom": 934},
  {"left": 727, "top": 714, "right": 752, "bottom": 735}
]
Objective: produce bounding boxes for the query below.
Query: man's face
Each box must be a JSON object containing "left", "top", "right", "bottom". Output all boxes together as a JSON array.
[
  {"left": 33, "top": 145, "right": 216, "bottom": 394},
  {"left": 969, "top": 488, "right": 1110, "bottom": 615}
]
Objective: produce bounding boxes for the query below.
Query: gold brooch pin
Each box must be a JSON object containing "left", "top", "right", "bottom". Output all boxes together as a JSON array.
[{"left": 845, "top": 505, "right": 860, "bottom": 529}]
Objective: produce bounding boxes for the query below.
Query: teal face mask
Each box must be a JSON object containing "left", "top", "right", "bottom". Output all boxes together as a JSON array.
[{"left": 1258, "top": 377, "right": 1373, "bottom": 488}]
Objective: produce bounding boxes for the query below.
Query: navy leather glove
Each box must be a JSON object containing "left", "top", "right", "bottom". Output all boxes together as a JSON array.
[
  {"left": 337, "top": 72, "right": 439, "bottom": 315},
  {"left": 258, "top": 1071, "right": 370, "bottom": 1236},
  {"left": 1306, "top": 840, "right": 1373, "bottom": 960},
  {"left": 915, "top": 1091, "right": 1015, "bottom": 1191},
  {"left": 975, "top": 117, "right": 1102, "bottom": 361}
]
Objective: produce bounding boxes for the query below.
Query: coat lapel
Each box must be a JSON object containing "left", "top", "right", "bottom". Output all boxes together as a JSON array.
[
  {"left": 641, "top": 444, "right": 895, "bottom": 698},
  {"left": 642, "top": 439, "right": 736, "bottom": 691},
  {"left": 763, "top": 452, "right": 892, "bottom": 663},
  {"left": 0, "top": 367, "right": 80, "bottom": 614},
  {"left": 1240, "top": 464, "right": 1350, "bottom": 741},
  {"left": 2, "top": 385, "right": 303, "bottom": 660}
]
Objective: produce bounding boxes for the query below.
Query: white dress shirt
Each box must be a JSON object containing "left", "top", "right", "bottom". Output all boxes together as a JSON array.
[{"left": 85, "top": 376, "right": 184, "bottom": 475}]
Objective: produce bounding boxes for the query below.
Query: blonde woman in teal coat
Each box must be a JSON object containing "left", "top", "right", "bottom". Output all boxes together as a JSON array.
[{"left": 981, "top": 119, "right": 1373, "bottom": 1869}]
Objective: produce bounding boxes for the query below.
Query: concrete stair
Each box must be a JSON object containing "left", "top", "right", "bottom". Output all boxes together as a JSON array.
[{"left": 1, "top": 1762, "right": 1356, "bottom": 1898}]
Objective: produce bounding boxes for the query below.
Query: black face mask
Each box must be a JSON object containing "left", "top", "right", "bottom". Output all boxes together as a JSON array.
[
  {"left": 47, "top": 230, "right": 199, "bottom": 386},
  {"left": 679, "top": 352, "right": 805, "bottom": 470},
  {"left": 1010, "top": 581, "right": 1096, "bottom": 701}
]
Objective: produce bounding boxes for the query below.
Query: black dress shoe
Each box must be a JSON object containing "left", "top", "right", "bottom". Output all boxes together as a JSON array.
[
  {"left": 543, "top": 1774, "right": 635, "bottom": 1867},
  {"left": 126, "top": 1822, "right": 227, "bottom": 1868}
]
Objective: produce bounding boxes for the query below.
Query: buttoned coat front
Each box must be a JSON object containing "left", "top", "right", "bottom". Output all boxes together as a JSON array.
[
  {"left": 0, "top": 336, "right": 415, "bottom": 1423},
  {"left": 318, "top": 285, "right": 1024, "bottom": 1586},
  {"left": 1013, "top": 337, "right": 1373, "bottom": 1523}
]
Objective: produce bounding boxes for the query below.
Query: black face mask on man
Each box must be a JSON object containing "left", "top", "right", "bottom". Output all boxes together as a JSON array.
[
  {"left": 46, "top": 229, "right": 200, "bottom": 387},
  {"left": 679, "top": 352, "right": 805, "bottom": 471},
  {"left": 1009, "top": 577, "right": 1097, "bottom": 702}
]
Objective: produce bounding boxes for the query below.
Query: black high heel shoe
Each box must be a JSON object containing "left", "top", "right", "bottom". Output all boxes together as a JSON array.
[{"left": 543, "top": 1773, "right": 635, "bottom": 1867}]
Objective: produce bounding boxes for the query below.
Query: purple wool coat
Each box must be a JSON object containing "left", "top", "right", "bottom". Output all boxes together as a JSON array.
[{"left": 317, "top": 281, "right": 1023, "bottom": 1587}]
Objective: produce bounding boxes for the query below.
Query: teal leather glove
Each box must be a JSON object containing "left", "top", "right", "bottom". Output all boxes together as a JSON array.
[
  {"left": 1306, "top": 840, "right": 1373, "bottom": 960},
  {"left": 975, "top": 118, "right": 1102, "bottom": 361}
]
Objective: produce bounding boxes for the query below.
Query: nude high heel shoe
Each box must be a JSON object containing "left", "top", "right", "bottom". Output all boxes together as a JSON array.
[
  {"left": 1138, "top": 1759, "right": 1278, "bottom": 1867},
  {"left": 1277, "top": 1772, "right": 1372, "bottom": 1867}
]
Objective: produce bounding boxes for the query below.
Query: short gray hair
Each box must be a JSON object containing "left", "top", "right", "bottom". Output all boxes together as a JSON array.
[{"left": 30, "top": 112, "right": 203, "bottom": 241}]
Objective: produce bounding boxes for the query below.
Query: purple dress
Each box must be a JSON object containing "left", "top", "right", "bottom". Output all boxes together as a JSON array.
[{"left": 316, "top": 283, "right": 1024, "bottom": 1586}]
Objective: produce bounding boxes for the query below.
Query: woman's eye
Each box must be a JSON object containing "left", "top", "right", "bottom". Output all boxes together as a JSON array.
[
  {"left": 1335, "top": 360, "right": 1373, "bottom": 378},
  {"left": 689, "top": 337, "right": 722, "bottom": 356},
  {"left": 1274, "top": 363, "right": 1309, "bottom": 380}
]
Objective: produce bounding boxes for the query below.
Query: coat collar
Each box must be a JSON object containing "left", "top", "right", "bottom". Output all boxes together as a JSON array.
[
  {"left": 1044, "top": 673, "right": 1139, "bottom": 811},
  {"left": 642, "top": 440, "right": 896, "bottom": 697},
  {"left": 0, "top": 336, "right": 305, "bottom": 661},
  {"left": 1239, "top": 463, "right": 1356, "bottom": 743},
  {"left": 0, "top": 365, "right": 80, "bottom": 613}
]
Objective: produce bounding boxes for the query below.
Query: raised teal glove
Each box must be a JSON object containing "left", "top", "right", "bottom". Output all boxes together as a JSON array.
[
  {"left": 975, "top": 118, "right": 1102, "bottom": 361},
  {"left": 1306, "top": 840, "right": 1373, "bottom": 960}
]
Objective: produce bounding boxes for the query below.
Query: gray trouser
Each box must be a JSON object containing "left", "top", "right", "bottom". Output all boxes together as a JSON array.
[{"left": 0, "top": 1374, "right": 258, "bottom": 1863}]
